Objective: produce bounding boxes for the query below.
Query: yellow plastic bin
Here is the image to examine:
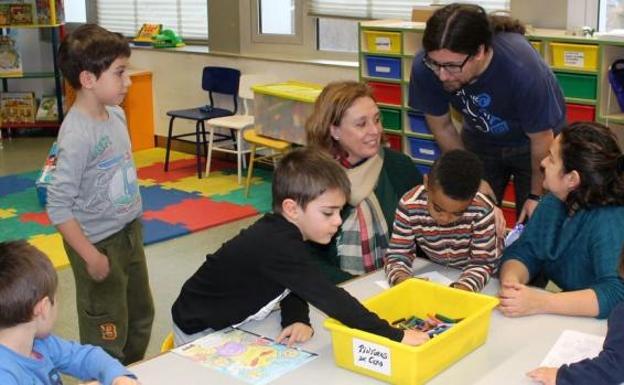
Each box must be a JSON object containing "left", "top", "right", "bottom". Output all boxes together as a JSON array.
[
  {"left": 251, "top": 81, "right": 323, "bottom": 145},
  {"left": 364, "top": 30, "right": 402, "bottom": 54},
  {"left": 550, "top": 42, "right": 598, "bottom": 71},
  {"left": 324, "top": 279, "right": 499, "bottom": 385}
]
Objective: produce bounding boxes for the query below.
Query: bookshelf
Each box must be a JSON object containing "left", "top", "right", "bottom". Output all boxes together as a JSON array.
[{"left": 0, "top": 0, "right": 64, "bottom": 131}]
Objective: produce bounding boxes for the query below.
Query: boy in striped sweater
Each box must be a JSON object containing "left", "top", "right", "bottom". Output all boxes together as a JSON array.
[{"left": 384, "top": 150, "right": 500, "bottom": 292}]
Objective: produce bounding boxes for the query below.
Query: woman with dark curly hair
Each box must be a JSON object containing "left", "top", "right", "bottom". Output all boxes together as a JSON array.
[{"left": 498, "top": 122, "right": 624, "bottom": 319}]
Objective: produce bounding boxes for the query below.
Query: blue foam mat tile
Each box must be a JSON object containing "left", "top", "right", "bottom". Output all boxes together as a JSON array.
[
  {"left": 141, "top": 218, "right": 190, "bottom": 245},
  {"left": 139, "top": 185, "right": 201, "bottom": 212},
  {"left": 0, "top": 175, "right": 36, "bottom": 197}
]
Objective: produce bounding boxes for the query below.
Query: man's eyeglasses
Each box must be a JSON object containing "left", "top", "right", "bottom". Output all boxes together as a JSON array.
[{"left": 422, "top": 54, "right": 472, "bottom": 75}]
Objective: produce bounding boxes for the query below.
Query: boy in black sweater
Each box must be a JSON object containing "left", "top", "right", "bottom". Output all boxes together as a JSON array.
[{"left": 171, "top": 148, "right": 428, "bottom": 347}]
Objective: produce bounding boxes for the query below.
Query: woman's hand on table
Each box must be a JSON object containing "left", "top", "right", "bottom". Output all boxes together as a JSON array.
[
  {"left": 498, "top": 281, "right": 549, "bottom": 317},
  {"left": 526, "top": 366, "right": 558, "bottom": 385}
]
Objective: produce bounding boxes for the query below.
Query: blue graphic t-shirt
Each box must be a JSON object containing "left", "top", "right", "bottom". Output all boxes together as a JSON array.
[{"left": 409, "top": 32, "right": 566, "bottom": 147}]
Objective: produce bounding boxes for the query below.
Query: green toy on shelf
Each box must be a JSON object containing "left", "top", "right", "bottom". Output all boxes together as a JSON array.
[{"left": 152, "top": 29, "right": 185, "bottom": 48}]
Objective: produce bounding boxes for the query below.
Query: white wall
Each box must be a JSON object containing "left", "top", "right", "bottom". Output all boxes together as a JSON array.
[{"left": 128, "top": 48, "right": 358, "bottom": 137}]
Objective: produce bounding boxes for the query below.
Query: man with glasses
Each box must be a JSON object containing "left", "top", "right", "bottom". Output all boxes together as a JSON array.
[{"left": 409, "top": 4, "right": 565, "bottom": 226}]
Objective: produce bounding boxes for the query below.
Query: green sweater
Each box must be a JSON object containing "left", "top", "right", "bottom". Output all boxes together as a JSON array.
[
  {"left": 502, "top": 194, "right": 624, "bottom": 318},
  {"left": 310, "top": 147, "right": 423, "bottom": 283}
]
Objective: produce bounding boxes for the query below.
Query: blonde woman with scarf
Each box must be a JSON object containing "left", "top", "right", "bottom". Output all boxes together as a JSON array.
[{"left": 305, "top": 81, "right": 423, "bottom": 283}]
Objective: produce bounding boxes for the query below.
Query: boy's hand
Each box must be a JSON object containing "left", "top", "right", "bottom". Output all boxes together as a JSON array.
[
  {"left": 112, "top": 376, "right": 140, "bottom": 385},
  {"left": 498, "top": 282, "right": 549, "bottom": 317},
  {"left": 85, "top": 251, "right": 110, "bottom": 282},
  {"left": 393, "top": 273, "right": 411, "bottom": 285},
  {"left": 526, "top": 367, "right": 558, "bottom": 385},
  {"left": 277, "top": 322, "right": 314, "bottom": 347},
  {"left": 401, "top": 329, "right": 430, "bottom": 346}
]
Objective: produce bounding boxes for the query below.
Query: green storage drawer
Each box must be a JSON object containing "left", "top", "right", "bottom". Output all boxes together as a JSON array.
[
  {"left": 380, "top": 107, "right": 402, "bottom": 131},
  {"left": 554, "top": 72, "right": 597, "bottom": 100}
]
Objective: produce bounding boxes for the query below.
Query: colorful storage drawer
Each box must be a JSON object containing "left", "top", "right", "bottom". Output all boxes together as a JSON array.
[
  {"left": 380, "top": 108, "right": 402, "bottom": 131},
  {"left": 369, "top": 81, "right": 402, "bottom": 106},
  {"left": 408, "top": 137, "right": 441, "bottom": 162},
  {"left": 324, "top": 279, "right": 499, "bottom": 385},
  {"left": 386, "top": 134, "right": 402, "bottom": 151},
  {"left": 363, "top": 30, "right": 401, "bottom": 54},
  {"left": 365, "top": 55, "right": 401, "bottom": 79},
  {"left": 408, "top": 112, "right": 430, "bottom": 135},
  {"left": 550, "top": 42, "right": 598, "bottom": 71},
  {"left": 566, "top": 103, "right": 595, "bottom": 123},
  {"left": 554, "top": 72, "right": 597, "bottom": 100}
]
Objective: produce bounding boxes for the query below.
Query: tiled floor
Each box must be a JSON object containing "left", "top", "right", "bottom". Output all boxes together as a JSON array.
[{"left": 0, "top": 137, "right": 260, "bottom": 362}]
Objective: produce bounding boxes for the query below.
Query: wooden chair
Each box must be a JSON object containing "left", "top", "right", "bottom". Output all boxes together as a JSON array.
[{"left": 243, "top": 128, "right": 292, "bottom": 197}]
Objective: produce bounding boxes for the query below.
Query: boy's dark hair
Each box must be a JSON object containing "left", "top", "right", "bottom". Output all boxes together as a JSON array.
[
  {"left": 423, "top": 3, "right": 525, "bottom": 56},
  {"left": 0, "top": 241, "right": 58, "bottom": 328},
  {"left": 272, "top": 147, "right": 351, "bottom": 213},
  {"left": 59, "top": 23, "right": 131, "bottom": 90},
  {"left": 429, "top": 149, "right": 483, "bottom": 201},
  {"left": 560, "top": 121, "right": 624, "bottom": 214}
]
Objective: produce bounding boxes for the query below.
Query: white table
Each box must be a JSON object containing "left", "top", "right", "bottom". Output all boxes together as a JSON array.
[{"left": 131, "top": 259, "right": 607, "bottom": 384}]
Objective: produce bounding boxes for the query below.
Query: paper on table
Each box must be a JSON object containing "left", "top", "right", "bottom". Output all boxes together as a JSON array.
[
  {"left": 540, "top": 330, "right": 605, "bottom": 367},
  {"left": 374, "top": 271, "right": 453, "bottom": 290}
]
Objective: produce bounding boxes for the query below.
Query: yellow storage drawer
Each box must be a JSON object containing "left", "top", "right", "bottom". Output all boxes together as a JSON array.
[
  {"left": 364, "top": 30, "right": 402, "bottom": 54},
  {"left": 324, "top": 279, "right": 499, "bottom": 385},
  {"left": 550, "top": 42, "right": 598, "bottom": 71},
  {"left": 530, "top": 40, "right": 541, "bottom": 53}
]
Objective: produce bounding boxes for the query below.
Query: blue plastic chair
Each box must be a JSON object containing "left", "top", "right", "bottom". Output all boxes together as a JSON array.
[{"left": 164, "top": 66, "right": 241, "bottom": 178}]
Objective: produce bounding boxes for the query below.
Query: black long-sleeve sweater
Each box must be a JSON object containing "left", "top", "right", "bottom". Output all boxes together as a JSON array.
[{"left": 171, "top": 213, "right": 403, "bottom": 342}]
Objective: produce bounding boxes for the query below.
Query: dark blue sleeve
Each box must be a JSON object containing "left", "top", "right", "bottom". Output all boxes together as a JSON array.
[
  {"left": 408, "top": 50, "right": 451, "bottom": 116},
  {"left": 557, "top": 302, "right": 624, "bottom": 385}
]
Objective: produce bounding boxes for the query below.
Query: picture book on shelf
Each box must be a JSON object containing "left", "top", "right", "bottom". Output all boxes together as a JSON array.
[
  {"left": 1, "top": 92, "right": 36, "bottom": 124},
  {"left": 133, "top": 23, "right": 162, "bottom": 46},
  {"left": 0, "top": 35, "right": 22, "bottom": 77},
  {"left": 0, "top": 4, "right": 10, "bottom": 25},
  {"left": 9, "top": 3, "right": 33, "bottom": 25},
  {"left": 36, "top": 95, "right": 61, "bottom": 122}
]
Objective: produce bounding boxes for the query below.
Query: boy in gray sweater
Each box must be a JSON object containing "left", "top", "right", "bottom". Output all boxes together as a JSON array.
[{"left": 46, "top": 24, "right": 154, "bottom": 365}]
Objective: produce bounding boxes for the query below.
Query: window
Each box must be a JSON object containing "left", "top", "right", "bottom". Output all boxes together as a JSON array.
[
  {"left": 317, "top": 18, "right": 358, "bottom": 52},
  {"left": 600, "top": 0, "right": 624, "bottom": 31},
  {"left": 95, "top": 0, "right": 208, "bottom": 41},
  {"left": 308, "top": 0, "right": 510, "bottom": 19},
  {"left": 252, "top": 0, "right": 303, "bottom": 44}
]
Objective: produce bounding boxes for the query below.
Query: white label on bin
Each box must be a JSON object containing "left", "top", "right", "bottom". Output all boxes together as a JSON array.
[
  {"left": 419, "top": 148, "right": 435, "bottom": 156},
  {"left": 375, "top": 65, "right": 391, "bottom": 73},
  {"left": 375, "top": 37, "right": 391, "bottom": 51},
  {"left": 563, "top": 51, "right": 584, "bottom": 67},
  {"left": 352, "top": 338, "right": 391, "bottom": 376}
]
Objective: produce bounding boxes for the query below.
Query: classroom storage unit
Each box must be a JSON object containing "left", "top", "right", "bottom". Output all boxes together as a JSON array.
[
  {"left": 324, "top": 279, "right": 499, "bottom": 385},
  {"left": 359, "top": 20, "right": 624, "bottom": 167}
]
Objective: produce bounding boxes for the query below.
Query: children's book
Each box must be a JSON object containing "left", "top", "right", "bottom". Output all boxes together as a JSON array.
[
  {"left": 173, "top": 327, "right": 318, "bottom": 385},
  {"left": 35, "top": 0, "right": 51, "bottom": 24},
  {"left": 0, "top": 35, "right": 22, "bottom": 77},
  {"left": 1, "top": 92, "right": 36, "bottom": 124},
  {"left": 0, "top": 4, "right": 10, "bottom": 25},
  {"left": 9, "top": 3, "right": 33, "bottom": 25},
  {"left": 133, "top": 23, "right": 162, "bottom": 46},
  {"left": 36, "top": 95, "right": 61, "bottom": 121}
]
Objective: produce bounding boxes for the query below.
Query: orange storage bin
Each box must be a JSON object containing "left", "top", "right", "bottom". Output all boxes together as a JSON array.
[
  {"left": 566, "top": 103, "right": 595, "bottom": 124},
  {"left": 368, "top": 81, "right": 402, "bottom": 106}
]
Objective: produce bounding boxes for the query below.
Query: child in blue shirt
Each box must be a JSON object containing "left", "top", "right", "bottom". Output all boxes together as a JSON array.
[
  {"left": 0, "top": 241, "right": 137, "bottom": 385},
  {"left": 527, "top": 247, "right": 624, "bottom": 385}
]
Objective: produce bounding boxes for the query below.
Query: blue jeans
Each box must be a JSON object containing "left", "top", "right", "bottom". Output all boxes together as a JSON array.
[{"left": 463, "top": 134, "right": 532, "bottom": 218}]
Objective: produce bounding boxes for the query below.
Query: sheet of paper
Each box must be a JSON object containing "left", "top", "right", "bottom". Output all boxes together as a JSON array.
[
  {"left": 540, "top": 329, "right": 605, "bottom": 367},
  {"left": 173, "top": 328, "right": 317, "bottom": 385},
  {"left": 374, "top": 271, "right": 453, "bottom": 290}
]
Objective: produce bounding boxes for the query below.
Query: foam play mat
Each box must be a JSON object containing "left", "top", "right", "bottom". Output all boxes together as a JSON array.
[{"left": 0, "top": 148, "right": 272, "bottom": 270}]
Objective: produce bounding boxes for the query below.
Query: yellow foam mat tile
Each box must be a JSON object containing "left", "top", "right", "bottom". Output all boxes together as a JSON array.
[
  {"left": 159, "top": 172, "right": 263, "bottom": 197},
  {"left": 0, "top": 208, "right": 17, "bottom": 219},
  {"left": 28, "top": 233, "right": 69, "bottom": 270},
  {"left": 133, "top": 148, "right": 194, "bottom": 169}
]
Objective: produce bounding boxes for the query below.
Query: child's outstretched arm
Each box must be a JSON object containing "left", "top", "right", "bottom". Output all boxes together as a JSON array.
[{"left": 401, "top": 329, "right": 430, "bottom": 346}]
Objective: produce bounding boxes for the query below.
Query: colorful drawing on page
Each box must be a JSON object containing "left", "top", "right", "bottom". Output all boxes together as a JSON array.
[{"left": 172, "top": 328, "right": 318, "bottom": 385}]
